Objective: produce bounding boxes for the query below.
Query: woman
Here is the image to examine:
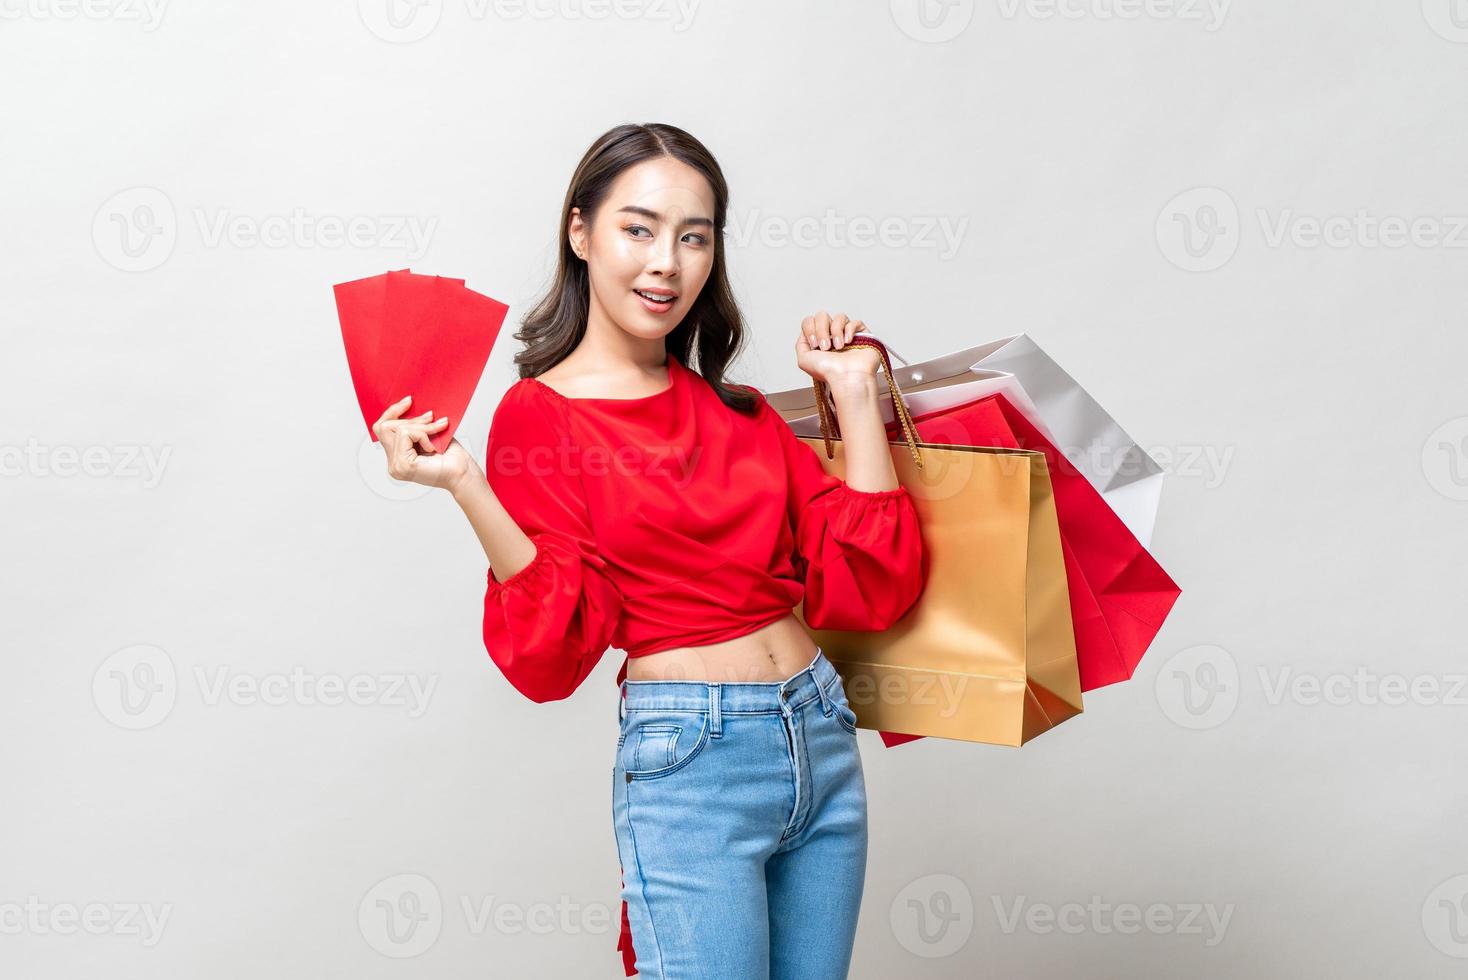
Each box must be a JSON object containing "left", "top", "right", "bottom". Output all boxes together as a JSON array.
[{"left": 373, "top": 123, "right": 926, "bottom": 979}]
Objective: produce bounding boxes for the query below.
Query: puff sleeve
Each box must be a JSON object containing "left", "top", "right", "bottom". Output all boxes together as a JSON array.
[
  {"left": 757, "top": 389, "right": 927, "bottom": 632},
  {"left": 481, "top": 383, "right": 624, "bottom": 703}
]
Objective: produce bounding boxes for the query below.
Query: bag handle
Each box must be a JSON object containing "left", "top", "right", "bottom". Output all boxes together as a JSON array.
[{"left": 813, "top": 334, "right": 925, "bottom": 470}]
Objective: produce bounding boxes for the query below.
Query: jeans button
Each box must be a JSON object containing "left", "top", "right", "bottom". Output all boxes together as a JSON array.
[{"left": 625, "top": 772, "right": 632, "bottom": 783}]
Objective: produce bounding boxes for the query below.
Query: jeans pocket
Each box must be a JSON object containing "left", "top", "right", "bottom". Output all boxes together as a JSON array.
[{"left": 619, "top": 709, "right": 710, "bottom": 780}]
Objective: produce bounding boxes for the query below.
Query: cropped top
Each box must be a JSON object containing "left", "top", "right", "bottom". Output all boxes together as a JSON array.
[{"left": 480, "top": 354, "right": 927, "bottom": 703}]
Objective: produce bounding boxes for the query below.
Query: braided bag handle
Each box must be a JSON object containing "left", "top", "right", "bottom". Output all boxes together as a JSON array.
[{"left": 812, "top": 334, "right": 925, "bottom": 470}]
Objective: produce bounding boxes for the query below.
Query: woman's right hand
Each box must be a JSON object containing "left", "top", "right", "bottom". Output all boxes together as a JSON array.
[{"left": 373, "top": 395, "right": 479, "bottom": 492}]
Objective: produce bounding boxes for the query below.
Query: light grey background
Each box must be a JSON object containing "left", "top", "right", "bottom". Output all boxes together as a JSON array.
[{"left": 3, "top": 1, "right": 1466, "bottom": 977}]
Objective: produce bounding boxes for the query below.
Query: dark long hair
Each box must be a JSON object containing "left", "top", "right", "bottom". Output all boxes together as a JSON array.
[{"left": 511, "top": 122, "right": 759, "bottom": 416}]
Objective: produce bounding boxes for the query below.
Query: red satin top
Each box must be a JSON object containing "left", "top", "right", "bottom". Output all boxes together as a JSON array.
[{"left": 480, "top": 353, "right": 926, "bottom": 703}]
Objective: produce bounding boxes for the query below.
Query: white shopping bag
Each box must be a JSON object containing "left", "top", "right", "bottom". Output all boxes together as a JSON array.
[{"left": 764, "top": 333, "right": 1166, "bottom": 548}]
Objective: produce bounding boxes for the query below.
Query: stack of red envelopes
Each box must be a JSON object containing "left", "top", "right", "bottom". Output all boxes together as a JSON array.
[{"left": 334, "top": 269, "right": 510, "bottom": 454}]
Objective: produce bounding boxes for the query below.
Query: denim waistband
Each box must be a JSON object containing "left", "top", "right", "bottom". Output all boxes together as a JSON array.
[{"left": 619, "top": 647, "right": 839, "bottom": 719}]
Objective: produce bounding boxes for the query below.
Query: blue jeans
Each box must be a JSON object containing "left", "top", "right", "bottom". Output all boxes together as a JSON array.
[{"left": 612, "top": 648, "right": 868, "bottom": 979}]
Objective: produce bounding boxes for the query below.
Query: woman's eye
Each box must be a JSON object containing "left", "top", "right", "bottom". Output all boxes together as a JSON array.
[
  {"left": 684, "top": 233, "right": 708, "bottom": 246},
  {"left": 626, "top": 224, "right": 651, "bottom": 238}
]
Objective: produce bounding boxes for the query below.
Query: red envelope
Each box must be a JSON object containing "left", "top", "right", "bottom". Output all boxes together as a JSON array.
[{"left": 334, "top": 269, "right": 510, "bottom": 455}]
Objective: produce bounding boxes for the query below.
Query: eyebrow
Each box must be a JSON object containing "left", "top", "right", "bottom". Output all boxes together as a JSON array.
[{"left": 616, "top": 205, "right": 714, "bottom": 229}]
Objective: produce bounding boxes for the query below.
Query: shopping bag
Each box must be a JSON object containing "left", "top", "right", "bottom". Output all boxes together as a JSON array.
[
  {"left": 889, "top": 392, "right": 1180, "bottom": 693},
  {"left": 774, "top": 333, "right": 1182, "bottom": 690},
  {"left": 333, "top": 269, "right": 510, "bottom": 454},
  {"left": 765, "top": 333, "right": 1167, "bottom": 548},
  {"left": 789, "top": 336, "right": 1084, "bottom": 747},
  {"left": 796, "top": 433, "right": 1084, "bottom": 746}
]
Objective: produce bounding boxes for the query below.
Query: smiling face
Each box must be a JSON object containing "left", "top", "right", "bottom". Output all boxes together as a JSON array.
[{"left": 569, "top": 156, "right": 718, "bottom": 342}]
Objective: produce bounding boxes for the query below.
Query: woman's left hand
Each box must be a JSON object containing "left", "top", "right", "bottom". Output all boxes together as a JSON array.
[{"left": 795, "top": 311, "right": 882, "bottom": 385}]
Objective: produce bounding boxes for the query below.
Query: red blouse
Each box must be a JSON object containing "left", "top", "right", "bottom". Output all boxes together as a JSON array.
[{"left": 480, "top": 353, "right": 926, "bottom": 703}]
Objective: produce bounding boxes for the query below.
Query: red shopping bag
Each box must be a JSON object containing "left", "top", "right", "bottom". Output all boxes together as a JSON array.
[
  {"left": 876, "top": 392, "right": 1181, "bottom": 747},
  {"left": 617, "top": 870, "right": 635, "bottom": 975},
  {"left": 334, "top": 269, "right": 510, "bottom": 454}
]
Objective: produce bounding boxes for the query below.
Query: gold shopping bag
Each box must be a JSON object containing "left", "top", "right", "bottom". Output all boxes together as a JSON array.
[{"left": 791, "top": 336, "right": 1083, "bottom": 747}]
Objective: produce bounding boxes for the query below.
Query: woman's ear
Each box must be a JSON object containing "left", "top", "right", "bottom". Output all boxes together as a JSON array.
[{"left": 568, "top": 207, "right": 587, "bottom": 260}]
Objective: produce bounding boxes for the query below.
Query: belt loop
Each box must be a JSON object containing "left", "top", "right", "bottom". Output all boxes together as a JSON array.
[
  {"left": 618, "top": 680, "right": 627, "bottom": 725},
  {"left": 708, "top": 683, "right": 722, "bottom": 737},
  {"left": 814, "top": 666, "right": 832, "bottom": 717}
]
